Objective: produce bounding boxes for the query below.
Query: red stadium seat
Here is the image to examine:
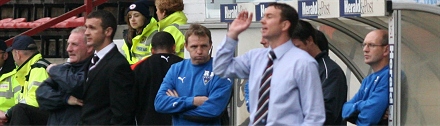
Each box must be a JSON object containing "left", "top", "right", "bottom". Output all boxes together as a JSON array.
[
  {"left": 0, "top": 18, "right": 13, "bottom": 28},
  {"left": 0, "top": 18, "right": 13, "bottom": 23},
  {"left": 2, "top": 18, "right": 26, "bottom": 29},
  {"left": 65, "top": 17, "right": 84, "bottom": 28},
  {"left": 16, "top": 22, "right": 30, "bottom": 28},
  {"left": 29, "top": 17, "right": 51, "bottom": 28},
  {"left": 53, "top": 16, "right": 77, "bottom": 28}
]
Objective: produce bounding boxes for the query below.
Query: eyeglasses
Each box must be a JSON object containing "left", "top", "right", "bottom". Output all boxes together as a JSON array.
[{"left": 361, "top": 43, "right": 387, "bottom": 48}]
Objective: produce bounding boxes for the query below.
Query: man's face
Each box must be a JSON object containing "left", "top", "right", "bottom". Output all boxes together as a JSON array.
[
  {"left": 292, "top": 38, "right": 307, "bottom": 50},
  {"left": 185, "top": 34, "right": 211, "bottom": 65},
  {"left": 0, "top": 51, "right": 6, "bottom": 67},
  {"left": 363, "top": 31, "right": 388, "bottom": 65},
  {"left": 67, "top": 32, "right": 93, "bottom": 63},
  {"left": 260, "top": 6, "right": 284, "bottom": 40},
  {"left": 292, "top": 38, "right": 314, "bottom": 56},
  {"left": 85, "top": 18, "right": 106, "bottom": 48}
]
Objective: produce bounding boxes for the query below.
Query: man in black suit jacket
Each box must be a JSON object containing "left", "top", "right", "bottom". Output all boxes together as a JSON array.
[{"left": 81, "top": 10, "right": 136, "bottom": 125}]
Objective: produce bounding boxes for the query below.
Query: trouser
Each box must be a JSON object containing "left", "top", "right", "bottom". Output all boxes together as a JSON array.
[{"left": 8, "top": 103, "right": 49, "bottom": 125}]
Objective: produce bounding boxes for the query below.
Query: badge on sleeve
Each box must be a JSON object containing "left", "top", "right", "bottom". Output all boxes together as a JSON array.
[{"left": 203, "top": 70, "right": 214, "bottom": 85}]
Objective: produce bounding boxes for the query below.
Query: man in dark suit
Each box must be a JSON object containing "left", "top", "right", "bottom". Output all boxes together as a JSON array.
[{"left": 81, "top": 10, "right": 136, "bottom": 125}]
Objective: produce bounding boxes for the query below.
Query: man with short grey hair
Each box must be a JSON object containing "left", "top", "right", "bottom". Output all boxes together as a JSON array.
[{"left": 36, "top": 26, "right": 93, "bottom": 125}]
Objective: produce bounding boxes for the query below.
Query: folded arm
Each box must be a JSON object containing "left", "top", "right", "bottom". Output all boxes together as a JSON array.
[
  {"left": 36, "top": 79, "right": 69, "bottom": 111},
  {"left": 155, "top": 65, "right": 196, "bottom": 113},
  {"left": 182, "top": 77, "right": 233, "bottom": 121}
]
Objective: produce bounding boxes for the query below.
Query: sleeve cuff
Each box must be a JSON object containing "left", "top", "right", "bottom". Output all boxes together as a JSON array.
[{"left": 185, "top": 97, "right": 195, "bottom": 108}]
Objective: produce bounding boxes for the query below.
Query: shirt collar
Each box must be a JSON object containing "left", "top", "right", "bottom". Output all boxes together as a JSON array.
[
  {"left": 270, "top": 40, "right": 294, "bottom": 60},
  {"left": 314, "top": 50, "right": 328, "bottom": 60},
  {"left": 94, "top": 43, "right": 115, "bottom": 59}
]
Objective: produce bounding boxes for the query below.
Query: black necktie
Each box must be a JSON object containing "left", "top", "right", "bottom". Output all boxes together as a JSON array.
[
  {"left": 90, "top": 55, "right": 99, "bottom": 67},
  {"left": 254, "top": 51, "right": 276, "bottom": 125}
]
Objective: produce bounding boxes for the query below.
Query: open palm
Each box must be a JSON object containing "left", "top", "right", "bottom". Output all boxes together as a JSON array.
[{"left": 227, "top": 11, "right": 253, "bottom": 39}]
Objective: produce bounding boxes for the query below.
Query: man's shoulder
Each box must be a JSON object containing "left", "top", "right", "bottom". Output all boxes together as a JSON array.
[{"left": 320, "top": 56, "right": 344, "bottom": 73}]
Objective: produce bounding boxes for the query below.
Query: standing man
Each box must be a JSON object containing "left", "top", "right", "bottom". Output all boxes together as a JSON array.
[
  {"left": 81, "top": 10, "right": 136, "bottom": 125},
  {"left": 36, "top": 26, "right": 93, "bottom": 125},
  {"left": 0, "top": 40, "right": 20, "bottom": 125},
  {"left": 213, "top": 3, "right": 325, "bottom": 125},
  {"left": 342, "top": 30, "right": 390, "bottom": 125},
  {"left": 2, "top": 35, "right": 51, "bottom": 125},
  {"left": 291, "top": 20, "right": 348, "bottom": 125},
  {"left": 155, "top": 24, "right": 232, "bottom": 125},
  {"left": 132, "top": 31, "right": 183, "bottom": 125}
]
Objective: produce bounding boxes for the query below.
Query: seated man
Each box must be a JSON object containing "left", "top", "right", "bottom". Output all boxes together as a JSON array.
[
  {"left": 36, "top": 26, "right": 93, "bottom": 125},
  {"left": 2, "top": 35, "right": 51, "bottom": 125},
  {"left": 0, "top": 40, "right": 20, "bottom": 125},
  {"left": 342, "top": 30, "right": 390, "bottom": 125},
  {"left": 155, "top": 24, "right": 232, "bottom": 125}
]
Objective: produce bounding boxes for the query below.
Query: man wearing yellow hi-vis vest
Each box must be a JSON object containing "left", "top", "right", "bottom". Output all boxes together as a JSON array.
[
  {"left": 0, "top": 35, "right": 50, "bottom": 125},
  {"left": 0, "top": 41, "right": 20, "bottom": 125}
]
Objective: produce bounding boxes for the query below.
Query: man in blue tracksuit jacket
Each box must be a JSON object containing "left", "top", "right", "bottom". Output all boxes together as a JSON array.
[
  {"left": 155, "top": 24, "right": 232, "bottom": 125},
  {"left": 342, "top": 30, "right": 390, "bottom": 125}
]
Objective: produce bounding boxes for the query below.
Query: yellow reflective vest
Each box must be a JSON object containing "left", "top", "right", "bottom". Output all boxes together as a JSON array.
[
  {"left": 157, "top": 11, "right": 187, "bottom": 58},
  {"left": 0, "top": 69, "right": 20, "bottom": 112},
  {"left": 15, "top": 53, "right": 50, "bottom": 107},
  {"left": 122, "top": 18, "right": 159, "bottom": 64}
]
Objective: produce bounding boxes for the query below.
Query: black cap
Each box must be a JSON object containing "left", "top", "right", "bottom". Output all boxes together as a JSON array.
[
  {"left": 0, "top": 40, "right": 7, "bottom": 52},
  {"left": 6, "top": 35, "right": 37, "bottom": 52},
  {"left": 127, "top": 0, "right": 154, "bottom": 19}
]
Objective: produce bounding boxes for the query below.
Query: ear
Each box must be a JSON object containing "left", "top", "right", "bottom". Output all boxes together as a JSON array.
[
  {"left": 151, "top": 48, "right": 156, "bottom": 54},
  {"left": 172, "top": 45, "right": 176, "bottom": 52},
  {"left": 383, "top": 45, "right": 390, "bottom": 57},
  {"left": 2, "top": 53, "right": 8, "bottom": 60},
  {"left": 306, "top": 36, "right": 314, "bottom": 45},
  {"left": 105, "top": 27, "right": 113, "bottom": 37},
  {"left": 281, "top": 20, "right": 291, "bottom": 32},
  {"left": 184, "top": 42, "right": 188, "bottom": 50}
]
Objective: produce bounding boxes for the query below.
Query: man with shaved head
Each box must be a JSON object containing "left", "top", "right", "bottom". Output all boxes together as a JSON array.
[{"left": 342, "top": 30, "right": 390, "bottom": 125}]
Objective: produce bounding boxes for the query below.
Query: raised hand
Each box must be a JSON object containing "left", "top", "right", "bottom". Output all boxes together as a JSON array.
[{"left": 227, "top": 11, "right": 253, "bottom": 40}]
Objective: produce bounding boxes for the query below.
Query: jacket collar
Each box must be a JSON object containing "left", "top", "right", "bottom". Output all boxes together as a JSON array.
[{"left": 157, "top": 11, "right": 187, "bottom": 30}]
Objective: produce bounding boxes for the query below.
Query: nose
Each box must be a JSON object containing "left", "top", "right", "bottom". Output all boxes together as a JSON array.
[
  {"left": 84, "top": 28, "right": 90, "bottom": 35},
  {"left": 260, "top": 17, "right": 265, "bottom": 24},
  {"left": 66, "top": 44, "right": 73, "bottom": 52},
  {"left": 195, "top": 47, "right": 203, "bottom": 55},
  {"left": 363, "top": 45, "right": 369, "bottom": 52}
]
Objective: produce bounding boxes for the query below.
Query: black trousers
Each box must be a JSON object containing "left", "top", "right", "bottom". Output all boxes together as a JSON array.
[{"left": 8, "top": 103, "right": 49, "bottom": 125}]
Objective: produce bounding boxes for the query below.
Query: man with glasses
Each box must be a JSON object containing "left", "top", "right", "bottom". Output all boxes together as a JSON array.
[{"left": 342, "top": 30, "right": 390, "bottom": 125}]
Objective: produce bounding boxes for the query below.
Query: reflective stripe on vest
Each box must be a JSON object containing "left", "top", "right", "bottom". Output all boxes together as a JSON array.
[
  {"left": 0, "top": 77, "right": 19, "bottom": 99},
  {"left": 32, "top": 81, "right": 42, "bottom": 86}
]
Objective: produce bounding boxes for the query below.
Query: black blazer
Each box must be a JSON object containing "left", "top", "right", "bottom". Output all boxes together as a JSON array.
[{"left": 81, "top": 46, "right": 136, "bottom": 125}]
